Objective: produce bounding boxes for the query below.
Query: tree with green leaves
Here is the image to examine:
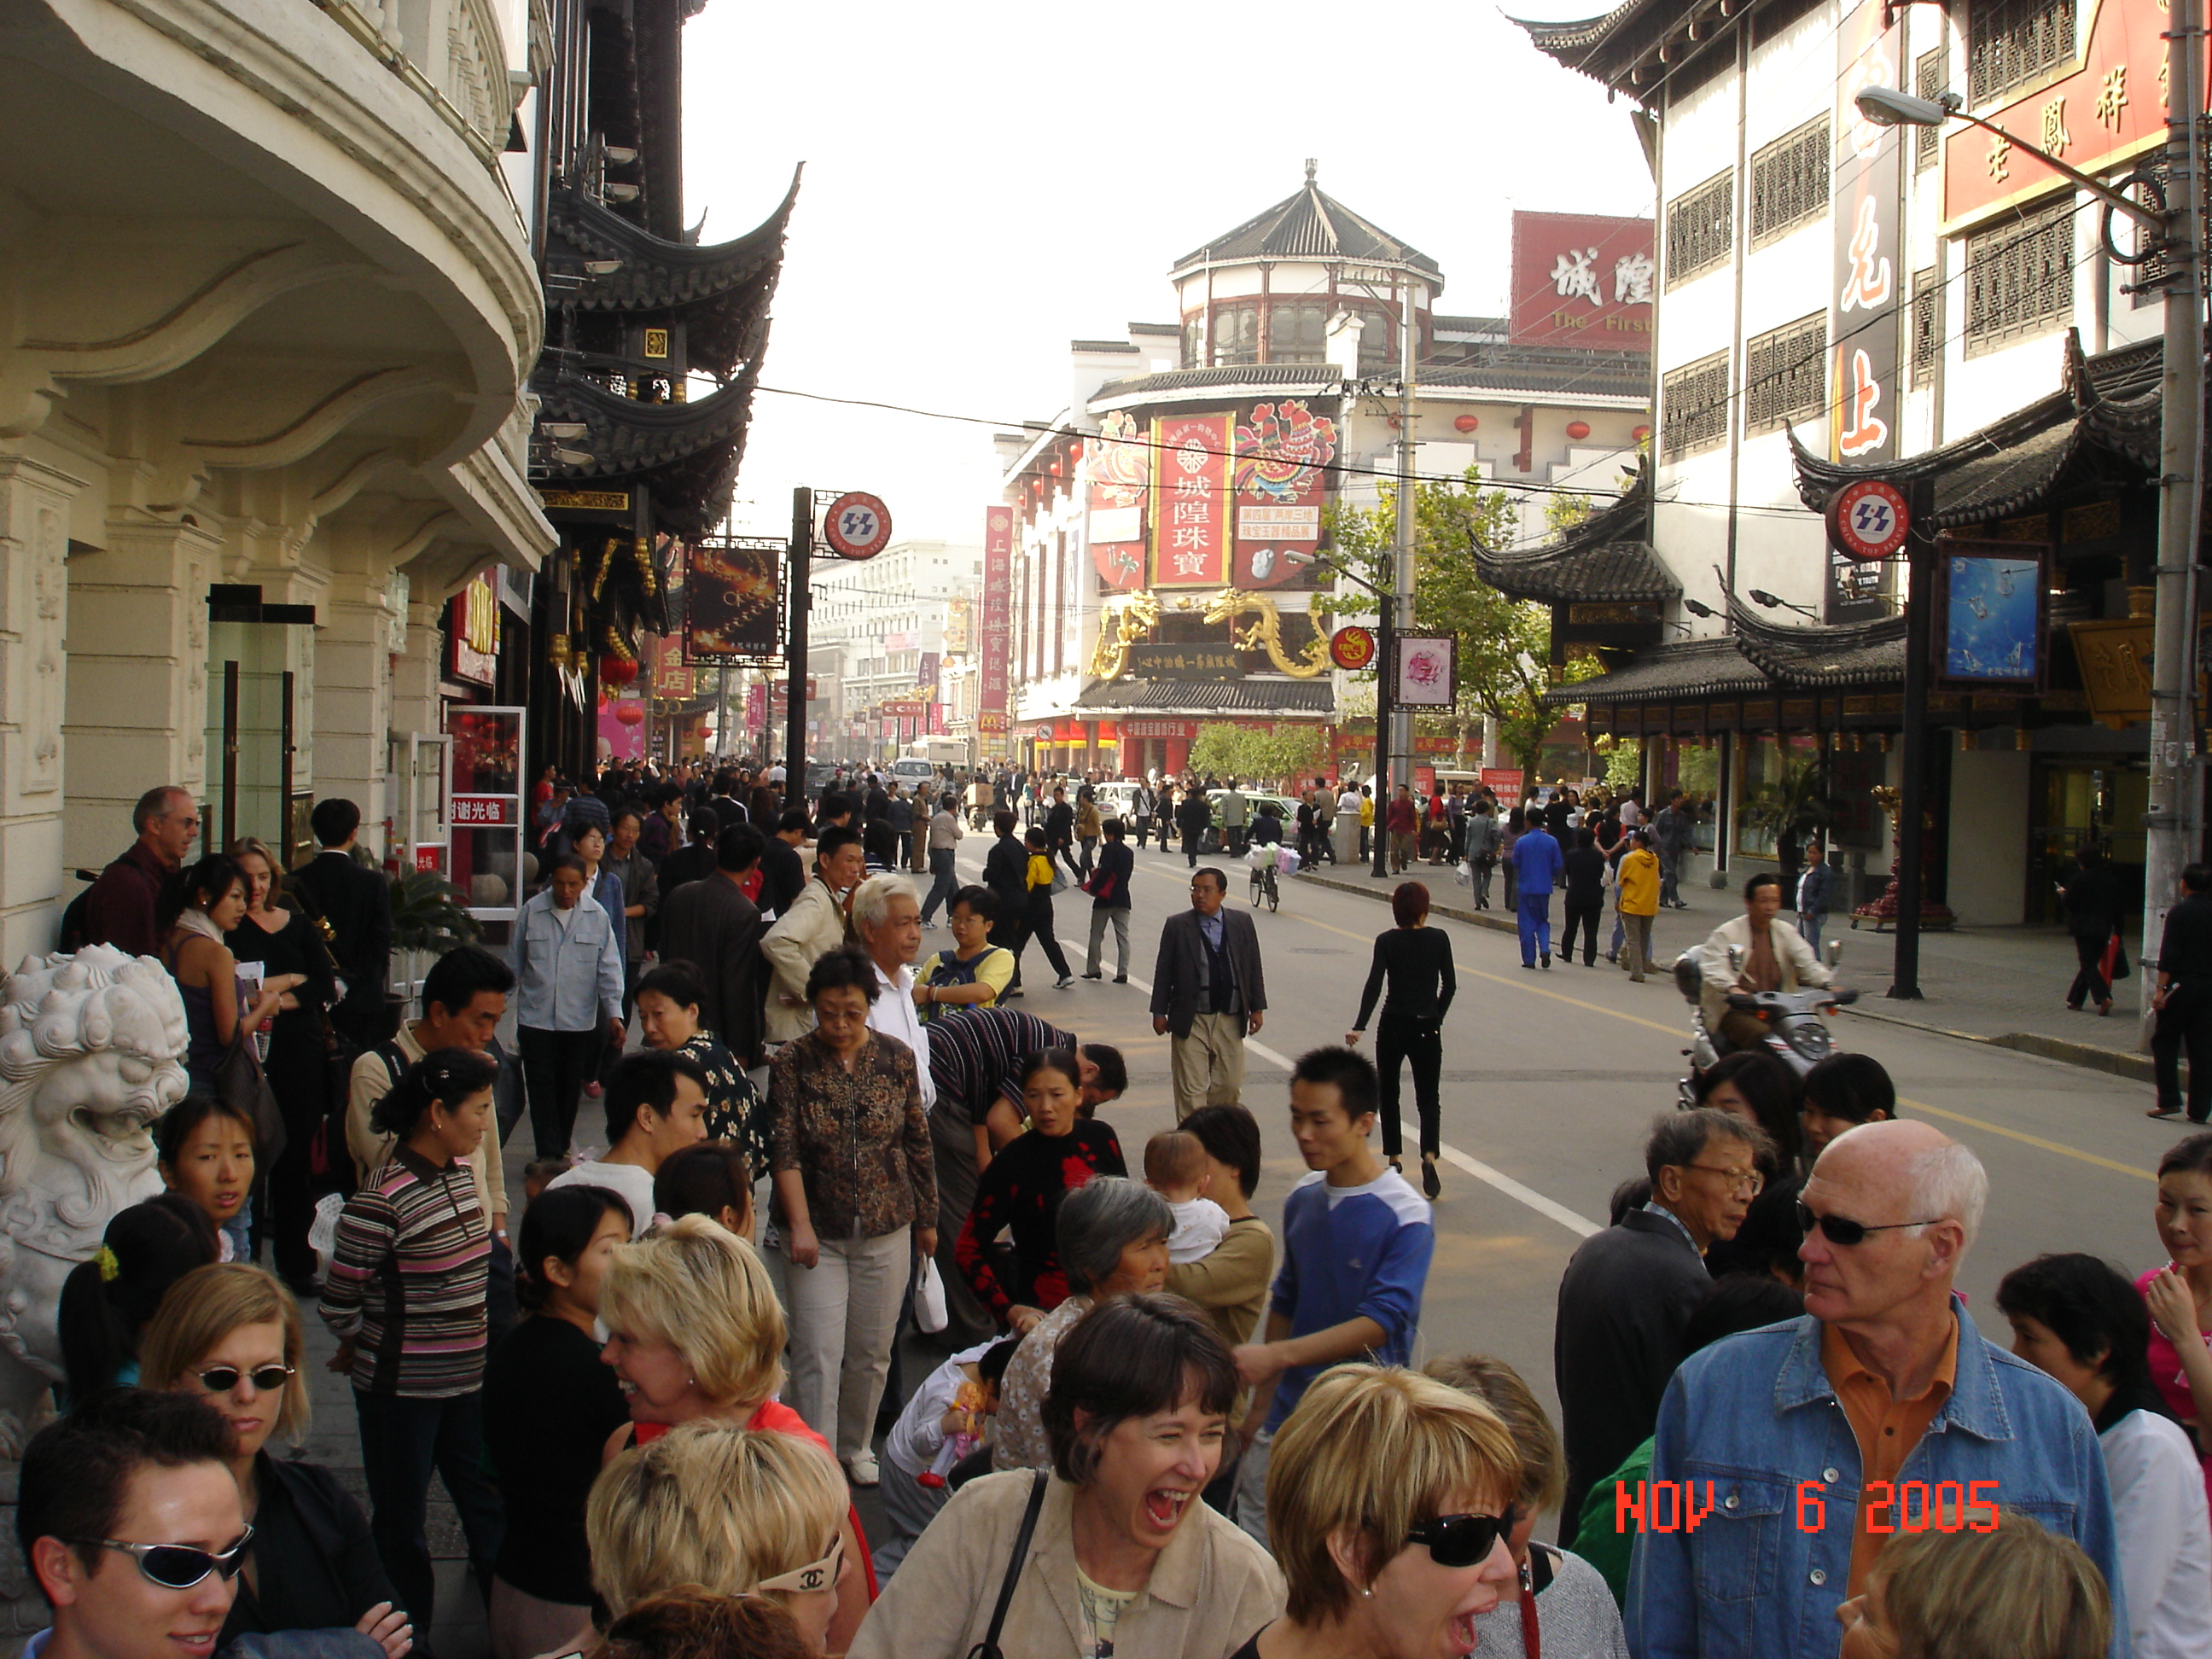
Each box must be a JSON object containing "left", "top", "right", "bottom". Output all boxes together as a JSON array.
[{"left": 1188, "top": 724, "right": 1322, "bottom": 791}]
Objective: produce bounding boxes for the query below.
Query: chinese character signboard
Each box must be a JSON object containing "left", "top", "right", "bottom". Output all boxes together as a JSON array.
[
  {"left": 918, "top": 650, "right": 940, "bottom": 696},
  {"left": 1150, "top": 413, "right": 1232, "bottom": 587},
  {"left": 650, "top": 631, "right": 691, "bottom": 701},
  {"left": 1232, "top": 399, "right": 1337, "bottom": 589},
  {"left": 685, "top": 539, "right": 782, "bottom": 657},
  {"left": 447, "top": 573, "right": 498, "bottom": 687},
  {"left": 1827, "top": 0, "right": 1905, "bottom": 622},
  {"left": 1508, "top": 212, "right": 1656, "bottom": 351},
  {"left": 1125, "top": 643, "right": 1241, "bottom": 679},
  {"left": 1087, "top": 411, "right": 1150, "bottom": 591},
  {"left": 981, "top": 508, "right": 1013, "bottom": 722}
]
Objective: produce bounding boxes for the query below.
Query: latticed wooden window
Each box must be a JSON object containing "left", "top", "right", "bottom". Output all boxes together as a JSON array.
[
  {"left": 1744, "top": 315, "right": 1826, "bottom": 434},
  {"left": 1911, "top": 267, "right": 1941, "bottom": 386},
  {"left": 1667, "top": 170, "right": 1735, "bottom": 288},
  {"left": 1968, "top": 0, "right": 2076, "bottom": 103},
  {"left": 1965, "top": 200, "right": 2075, "bottom": 353},
  {"left": 1661, "top": 351, "right": 1731, "bottom": 460},
  {"left": 1750, "top": 119, "right": 1830, "bottom": 246},
  {"left": 1916, "top": 49, "right": 1945, "bottom": 171}
]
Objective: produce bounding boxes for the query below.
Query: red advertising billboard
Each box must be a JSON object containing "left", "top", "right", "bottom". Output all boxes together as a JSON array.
[
  {"left": 1087, "top": 413, "right": 1150, "bottom": 591},
  {"left": 1232, "top": 399, "right": 1337, "bottom": 590},
  {"left": 1150, "top": 413, "right": 1232, "bottom": 587},
  {"left": 981, "top": 506, "right": 1013, "bottom": 721},
  {"left": 1509, "top": 212, "right": 1656, "bottom": 352}
]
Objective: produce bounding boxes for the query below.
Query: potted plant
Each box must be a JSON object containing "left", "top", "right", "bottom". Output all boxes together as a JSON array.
[
  {"left": 387, "top": 869, "right": 480, "bottom": 1015},
  {"left": 1741, "top": 758, "right": 1842, "bottom": 890}
]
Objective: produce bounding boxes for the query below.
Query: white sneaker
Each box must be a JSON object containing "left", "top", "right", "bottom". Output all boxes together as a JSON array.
[
  {"left": 845, "top": 1452, "right": 880, "bottom": 1487},
  {"left": 1056, "top": 975, "right": 1076, "bottom": 990}
]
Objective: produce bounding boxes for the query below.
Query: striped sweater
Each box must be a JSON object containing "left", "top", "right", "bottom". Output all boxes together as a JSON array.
[{"left": 319, "top": 1144, "right": 490, "bottom": 1398}]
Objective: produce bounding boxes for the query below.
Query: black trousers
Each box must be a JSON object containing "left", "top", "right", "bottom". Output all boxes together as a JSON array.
[
  {"left": 991, "top": 902, "right": 1031, "bottom": 989},
  {"left": 1376, "top": 1012, "right": 1443, "bottom": 1159},
  {"left": 2067, "top": 934, "right": 2111, "bottom": 1009},
  {"left": 1561, "top": 898, "right": 1604, "bottom": 965},
  {"left": 2156, "top": 982, "right": 2212, "bottom": 1119},
  {"left": 520, "top": 1025, "right": 600, "bottom": 1158},
  {"left": 1022, "top": 894, "right": 1072, "bottom": 980}
]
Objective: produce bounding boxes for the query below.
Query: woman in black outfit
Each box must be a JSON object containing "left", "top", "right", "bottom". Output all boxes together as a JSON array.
[
  {"left": 1345, "top": 881, "right": 1457, "bottom": 1199},
  {"left": 139, "top": 1263, "right": 410, "bottom": 1657},
  {"left": 224, "top": 836, "right": 336, "bottom": 1286},
  {"left": 482, "top": 1184, "right": 637, "bottom": 1659}
]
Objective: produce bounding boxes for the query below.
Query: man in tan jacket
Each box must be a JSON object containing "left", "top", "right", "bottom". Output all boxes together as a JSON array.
[{"left": 760, "top": 824, "right": 864, "bottom": 1044}]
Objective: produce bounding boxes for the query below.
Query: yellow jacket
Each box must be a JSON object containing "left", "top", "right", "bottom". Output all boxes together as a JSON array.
[{"left": 1618, "top": 847, "right": 1662, "bottom": 917}]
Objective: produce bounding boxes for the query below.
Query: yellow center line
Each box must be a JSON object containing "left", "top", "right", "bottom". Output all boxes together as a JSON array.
[{"left": 1280, "top": 899, "right": 2158, "bottom": 1180}]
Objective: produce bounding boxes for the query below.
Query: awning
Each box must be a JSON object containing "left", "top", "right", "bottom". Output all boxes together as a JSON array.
[{"left": 1073, "top": 678, "right": 1335, "bottom": 715}]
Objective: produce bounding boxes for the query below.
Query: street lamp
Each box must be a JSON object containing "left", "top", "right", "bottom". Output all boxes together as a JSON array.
[
  {"left": 1749, "top": 589, "right": 1821, "bottom": 620},
  {"left": 1286, "top": 550, "right": 1396, "bottom": 878}
]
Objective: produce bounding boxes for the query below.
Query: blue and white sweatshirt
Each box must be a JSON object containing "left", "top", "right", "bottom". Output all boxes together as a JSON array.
[{"left": 1266, "top": 1167, "right": 1435, "bottom": 1432}]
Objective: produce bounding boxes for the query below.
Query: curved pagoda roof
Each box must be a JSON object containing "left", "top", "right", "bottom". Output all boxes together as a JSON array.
[
  {"left": 534, "top": 358, "right": 761, "bottom": 540},
  {"left": 545, "top": 167, "right": 801, "bottom": 381},
  {"left": 1470, "top": 465, "right": 1676, "bottom": 604},
  {"left": 1172, "top": 162, "right": 1442, "bottom": 285}
]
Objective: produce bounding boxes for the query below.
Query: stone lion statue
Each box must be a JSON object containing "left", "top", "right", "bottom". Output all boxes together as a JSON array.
[{"left": 0, "top": 946, "right": 188, "bottom": 1452}]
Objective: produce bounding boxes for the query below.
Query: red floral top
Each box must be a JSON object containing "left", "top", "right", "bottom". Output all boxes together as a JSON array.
[{"left": 955, "top": 1120, "right": 1126, "bottom": 1319}]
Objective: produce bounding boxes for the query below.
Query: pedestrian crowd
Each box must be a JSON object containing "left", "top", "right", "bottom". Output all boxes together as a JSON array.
[{"left": 26, "top": 762, "right": 2208, "bottom": 1659}]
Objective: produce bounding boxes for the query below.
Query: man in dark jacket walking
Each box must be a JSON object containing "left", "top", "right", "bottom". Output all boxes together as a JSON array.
[
  {"left": 1176, "top": 787, "right": 1214, "bottom": 869},
  {"left": 2062, "top": 845, "right": 2121, "bottom": 1015},
  {"left": 657, "top": 824, "right": 767, "bottom": 1067},
  {"left": 294, "top": 797, "right": 393, "bottom": 1051},
  {"left": 981, "top": 811, "right": 1032, "bottom": 994},
  {"left": 1082, "top": 818, "right": 1136, "bottom": 982},
  {"left": 1150, "top": 866, "right": 1266, "bottom": 1117},
  {"left": 1559, "top": 828, "right": 1608, "bottom": 967}
]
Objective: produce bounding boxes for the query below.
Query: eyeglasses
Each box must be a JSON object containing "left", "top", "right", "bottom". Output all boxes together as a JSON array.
[
  {"left": 1797, "top": 1201, "right": 1937, "bottom": 1246},
  {"left": 757, "top": 1531, "right": 843, "bottom": 1595},
  {"left": 1685, "top": 1164, "right": 1765, "bottom": 1196},
  {"left": 76, "top": 1528, "right": 255, "bottom": 1590},
  {"left": 194, "top": 1364, "right": 294, "bottom": 1394},
  {"left": 1404, "top": 1508, "right": 1516, "bottom": 1569}
]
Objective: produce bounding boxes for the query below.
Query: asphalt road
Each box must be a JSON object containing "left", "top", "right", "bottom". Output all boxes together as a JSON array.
[{"left": 946, "top": 836, "right": 2169, "bottom": 1450}]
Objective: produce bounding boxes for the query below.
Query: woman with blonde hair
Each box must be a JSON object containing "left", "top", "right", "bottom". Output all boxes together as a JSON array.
[
  {"left": 1835, "top": 1508, "right": 2111, "bottom": 1659},
  {"left": 140, "top": 1262, "right": 410, "bottom": 1656},
  {"left": 585, "top": 1423, "right": 853, "bottom": 1655},
  {"left": 596, "top": 1214, "right": 872, "bottom": 1645},
  {"left": 1237, "top": 1364, "right": 1521, "bottom": 1659},
  {"left": 591, "top": 1587, "right": 813, "bottom": 1659}
]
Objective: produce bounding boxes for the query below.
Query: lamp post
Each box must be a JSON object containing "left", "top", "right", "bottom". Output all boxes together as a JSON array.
[
  {"left": 1857, "top": 68, "right": 2202, "bottom": 1015},
  {"left": 1289, "top": 549, "right": 1397, "bottom": 877}
]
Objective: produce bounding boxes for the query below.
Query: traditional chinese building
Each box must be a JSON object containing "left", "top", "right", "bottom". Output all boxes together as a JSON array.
[
  {"left": 1517, "top": 0, "right": 2192, "bottom": 924},
  {"left": 989, "top": 165, "right": 1653, "bottom": 782}
]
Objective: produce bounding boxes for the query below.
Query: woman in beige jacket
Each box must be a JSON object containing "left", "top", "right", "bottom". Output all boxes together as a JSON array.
[
  {"left": 760, "top": 827, "right": 864, "bottom": 1044},
  {"left": 850, "top": 1294, "right": 1282, "bottom": 1659}
]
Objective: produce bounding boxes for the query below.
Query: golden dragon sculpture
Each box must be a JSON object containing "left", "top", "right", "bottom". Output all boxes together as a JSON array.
[{"left": 1091, "top": 588, "right": 1331, "bottom": 680}]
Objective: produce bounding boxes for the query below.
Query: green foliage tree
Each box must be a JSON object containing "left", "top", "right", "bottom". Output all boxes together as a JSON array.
[
  {"left": 1188, "top": 724, "right": 1322, "bottom": 790},
  {"left": 1741, "top": 756, "right": 1843, "bottom": 887}
]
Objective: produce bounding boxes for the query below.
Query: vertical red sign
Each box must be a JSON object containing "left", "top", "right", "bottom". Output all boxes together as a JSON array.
[
  {"left": 1232, "top": 399, "right": 1338, "bottom": 590},
  {"left": 1086, "top": 412, "right": 1150, "bottom": 591},
  {"left": 1150, "top": 413, "right": 1232, "bottom": 587},
  {"left": 981, "top": 507, "right": 1014, "bottom": 722}
]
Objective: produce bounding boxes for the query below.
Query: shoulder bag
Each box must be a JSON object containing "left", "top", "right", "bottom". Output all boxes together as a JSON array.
[{"left": 965, "top": 1469, "right": 1048, "bottom": 1659}]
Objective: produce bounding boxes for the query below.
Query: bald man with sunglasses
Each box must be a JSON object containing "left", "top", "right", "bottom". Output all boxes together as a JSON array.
[{"left": 1627, "top": 1120, "right": 2125, "bottom": 1659}]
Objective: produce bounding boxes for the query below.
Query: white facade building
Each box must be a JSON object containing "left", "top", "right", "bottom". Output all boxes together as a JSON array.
[{"left": 808, "top": 538, "right": 982, "bottom": 756}]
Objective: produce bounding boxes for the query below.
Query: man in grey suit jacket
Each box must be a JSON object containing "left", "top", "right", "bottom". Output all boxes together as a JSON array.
[
  {"left": 1150, "top": 865, "right": 1266, "bottom": 1119},
  {"left": 657, "top": 824, "right": 766, "bottom": 1067}
]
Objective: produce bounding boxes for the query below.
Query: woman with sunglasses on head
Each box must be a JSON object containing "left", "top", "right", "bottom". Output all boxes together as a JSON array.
[
  {"left": 141, "top": 1263, "right": 411, "bottom": 1658},
  {"left": 1423, "top": 1355, "right": 1628, "bottom": 1656},
  {"left": 852, "top": 1293, "right": 1282, "bottom": 1659},
  {"left": 1225, "top": 1364, "right": 1518, "bottom": 1659}
]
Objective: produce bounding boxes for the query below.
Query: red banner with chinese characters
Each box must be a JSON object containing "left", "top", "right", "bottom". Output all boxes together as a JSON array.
[
  {"left": 1508, "top": 212, "right": 1656, "bottom": 352},
  {"left": 651, "top": 631, "right": 690, "bottom": 700},
  {"left": 1087, "top": 414, "right": 1150, "bottom": 591},
  {"left": 982, "top": 507, "right": 1013, "bottom": 721},
  {"left": 1232, "top": 399, "right": 1337, "bottom": 589},
  {"left": 1150, "top": 413, "right": 1232, "bottom": 587}
]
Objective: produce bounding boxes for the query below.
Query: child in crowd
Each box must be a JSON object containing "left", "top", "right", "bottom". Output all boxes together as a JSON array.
[
  {"left": 871, "top": 1336, "right": 1017, "bottom": 1583},
  {"left": 1022, "top": 827, "right": 1076, "bottom": 990},
  {"left": 1144, "top": 1129, "right": 1230, "bottom": 1265},
  {"left": 523, "top": 1158, "right": 568, "bottom": 1202}
]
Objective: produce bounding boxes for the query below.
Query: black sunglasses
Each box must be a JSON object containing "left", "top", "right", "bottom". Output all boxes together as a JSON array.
[
  {"left": 79, "top": 1527, "right": 255, "bottom": 1590},
  {"left": 195, "top": 1364, "right": 294, "bottom": 1394},
  {"left": 1406, "top": 1507, "right": 1516, "bottom": 1568},
  {"left": 1796, "top": 1201, "right": 1937, "bottom": 1247}
]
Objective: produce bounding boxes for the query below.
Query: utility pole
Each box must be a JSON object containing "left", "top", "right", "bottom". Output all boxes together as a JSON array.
[
  {"left": 2143, "top": 0, "right": 2206, "bottom": 1027},
  {"left": 1891, "top": 478, "right": 1936, "bottom": 1000},
  {"left": 786, "top": 486, "right": 812, "bottom": 791},
  {"left": 1393, "top": 271, "right": 1418, "bottom": 804}
]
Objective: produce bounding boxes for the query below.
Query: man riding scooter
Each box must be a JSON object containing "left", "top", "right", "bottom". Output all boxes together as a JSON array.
[{"left": 1698, "top": 870, "right": 1840, "bottom": 1053}]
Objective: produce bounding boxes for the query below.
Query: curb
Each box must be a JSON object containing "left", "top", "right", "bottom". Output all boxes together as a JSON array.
[{"left": 1295, "top": 865, "right": 2157, "bottom": 1083}]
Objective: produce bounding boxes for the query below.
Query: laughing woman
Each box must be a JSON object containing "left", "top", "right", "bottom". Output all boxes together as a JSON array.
[{"left": 851, "top": 1293, "right": 1284, "bottom": 1659}]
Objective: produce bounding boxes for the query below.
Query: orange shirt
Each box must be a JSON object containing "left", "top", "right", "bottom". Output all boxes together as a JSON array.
[{"left": 1821, "top": 1318, "right": 1959, "bottom": 1597}]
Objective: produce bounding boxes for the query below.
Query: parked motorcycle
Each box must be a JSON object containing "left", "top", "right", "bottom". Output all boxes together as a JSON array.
[{"left": 1674, "top": 937, "right": 1857, "bottom": 1109}]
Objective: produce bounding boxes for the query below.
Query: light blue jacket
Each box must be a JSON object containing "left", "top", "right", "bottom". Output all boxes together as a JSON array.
[
  {"left": 510, "top": 889, "right": 623, "bottom": 1033},
  {"left": 1627, "top": 1300, "right": 2125, "bottom": 1659},
  {"left": 1512, "top": 827, "right": 1564, "bottom": 895}
]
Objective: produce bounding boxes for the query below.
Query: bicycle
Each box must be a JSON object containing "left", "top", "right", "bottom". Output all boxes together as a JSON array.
[{"left": 1248, "top": 858, "right": 1279, "bottom": 911}]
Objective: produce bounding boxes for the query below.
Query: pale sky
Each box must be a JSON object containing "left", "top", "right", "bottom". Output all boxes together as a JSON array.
[{"left": 681, "top": 0, "right": 1656, "bottom": 550}]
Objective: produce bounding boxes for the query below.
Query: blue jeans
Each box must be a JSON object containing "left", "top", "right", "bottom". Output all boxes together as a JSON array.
[
  {"left": 919, "top": 847, "right": 958, "bottom": 923},
  {"left": 1518, "top": 892, "right": 1553, "bottom": 964},
  {"left": 1797, "top": 910, "right": 1825, "bottom": 956},
  {"left": 353, "top": 1389, "right": 505, "bottom": 1632}
]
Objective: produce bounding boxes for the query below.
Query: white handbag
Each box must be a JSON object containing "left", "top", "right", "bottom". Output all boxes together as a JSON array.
[{"left": 913, "top": 1254, "right": 950, "bottom": 1334}]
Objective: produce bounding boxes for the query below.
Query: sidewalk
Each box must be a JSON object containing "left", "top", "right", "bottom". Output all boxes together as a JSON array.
[{"left": 1293, "top": 849, "right": 2157, "bottom": 1083}]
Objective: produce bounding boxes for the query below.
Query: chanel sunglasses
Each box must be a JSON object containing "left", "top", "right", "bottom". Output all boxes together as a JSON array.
[
  {"left": 1797, "top": 1202, "right": 1936, "bottom": 1247},
  {"left": 78, "top": 1527, "right": 256, "bottom": 1590},
  {"left": 1405, "top": 1506, "right": 1517, "bottom": 1568},
  {"left": 756, "top": 1531, "right": 843, "bottom": 1595}
]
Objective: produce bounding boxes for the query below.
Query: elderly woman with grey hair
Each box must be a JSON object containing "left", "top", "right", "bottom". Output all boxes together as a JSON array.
[{"left": 991, "top": 1175, "right": 1173, "bottom": 1471}]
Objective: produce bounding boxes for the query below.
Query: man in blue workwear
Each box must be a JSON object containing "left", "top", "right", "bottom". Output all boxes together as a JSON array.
[{"left": 1511, "top": 811, "right": 1564, "bottom": 969}]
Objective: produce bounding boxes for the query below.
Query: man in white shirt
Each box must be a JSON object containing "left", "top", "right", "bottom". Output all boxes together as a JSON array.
[
  {"left": 547, "top": 1049, "right": 709, "bottom": 1233},
  {"left": 853, "top": 871, "right": 934, "bottom": 1111}
]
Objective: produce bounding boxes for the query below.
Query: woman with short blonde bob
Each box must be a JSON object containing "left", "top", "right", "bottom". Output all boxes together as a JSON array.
[
  {"left": 1237, "top": 1365, "right": 1522, "bottom": 1659},
  {"left": 585, "top": 1423, "right": 852, "bottom": 1655},
  {"left": 1834, "top": 1508, "right": 2111, "bottom": 1659},
  {"left": 140, "top": 1263, "right": 410, "bottom": 1656},
  {"left": 594, "top": 1215, "right": 873, "bottom": 1645}
]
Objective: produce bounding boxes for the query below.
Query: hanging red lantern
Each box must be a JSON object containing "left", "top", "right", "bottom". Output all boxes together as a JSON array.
[
  {"left": 1453, "top": 415, "right": 1480, "bottom": 433},
  {"left": 1566, "top": 421, "right": 1592, "bottom": 440},
  {"left": 1633, "top": 424, "right": 1651, "bottom": 442},
  {"left": 600, "top": 654, "right": 639, "bottom": 687},
  {"left": 614, "top": 701, "right": 644, "bottom": 727}
]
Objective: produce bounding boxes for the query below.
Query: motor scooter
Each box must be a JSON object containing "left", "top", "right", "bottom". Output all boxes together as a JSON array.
[{"left": 1674, "top": 937, "right": 1857, "bottom": 1109}]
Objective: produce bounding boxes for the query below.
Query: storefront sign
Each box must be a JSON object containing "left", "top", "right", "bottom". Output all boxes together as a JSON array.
[
  {"left": 1232, "top": 400, "right": 1337, "bottom": 589},
  {"left": 447, "top": 574, "right": 498, "bottom": 687},
  {"left": 1394, "top": 636, "right": 1458, "bottom": 707},
  {"left": 1124, "top": 643, "right": 1241, "bottom": 678},
  {"left": 982, "top": 508, "right": 1013, "bottom": 720},
  {"left": 451, "top": 795, "right": 515, "bottom": 826},
  {"left": 1123, "top": 719, "right": 1198, "bottom": 740},
  {"left": 882, "top": 699, "right": 926, "bottom": 717},
  {"left": 917, "top": 650, "right": 940, "bottom": 695},
  {"left": 1508, "top": 212, "right": 1656, "bottom": 352},
  {"left": 651, "top": 630, "right": 691, "bottom": 700},
  {"left": 686, "top": 538, "right": 782, "bottom": 657},
  {"left": 1481, "top": 766, "right": 1525, "bottom": 801},
  {"left": 1088, "top": 412, "right": 1151, "bottom": 591},
  {"left": 1330, "top": 626, "right": 1377, "bottom": 670},
  {"left": 1936, "top": 543, "right": 2046, "bottom": 687},
  {"left": 1150, "top": 413, "right": 1233, "bottom": 587}
]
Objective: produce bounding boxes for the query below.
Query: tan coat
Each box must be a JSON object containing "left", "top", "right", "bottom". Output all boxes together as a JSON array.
[
  {"left": 758, "top": 876, "right": 851, "bottom": 1043},
  {"left": 851, "top": 1469, "right": 1284, "bottom": 1659}
]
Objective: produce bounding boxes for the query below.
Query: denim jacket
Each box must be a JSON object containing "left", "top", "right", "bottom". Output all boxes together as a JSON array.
[
  {"left": 1627, "top": 1300, "right": 2125, "bottom": 1659},
  {"left": 509, "top": 889, "right": 623, "bottom": 1032}
]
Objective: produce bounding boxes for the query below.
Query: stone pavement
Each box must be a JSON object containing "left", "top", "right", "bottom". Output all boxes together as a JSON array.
[{"left": 1289, "top": 845, "right": 2163, "bottom": 1084}]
